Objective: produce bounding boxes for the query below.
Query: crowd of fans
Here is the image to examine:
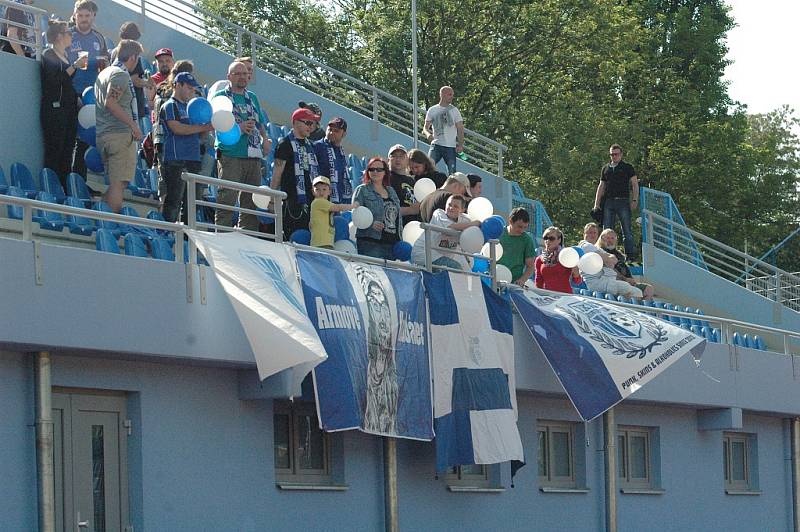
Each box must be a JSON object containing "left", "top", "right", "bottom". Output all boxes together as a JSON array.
[{"left": 1, "top": 0, "right": 649, "bottom": 295}]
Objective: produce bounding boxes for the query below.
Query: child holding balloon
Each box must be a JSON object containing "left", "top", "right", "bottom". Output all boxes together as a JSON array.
[{"left": 309, "top": 176, "right": 359, "bottom": 249}]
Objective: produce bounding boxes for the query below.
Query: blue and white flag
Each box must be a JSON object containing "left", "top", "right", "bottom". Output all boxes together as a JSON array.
[
  {"left": 186, "top": 231, "right": 327, "bottom": 388},
  {"left": 511, "top": 289, "right": 706, "bottom": 421},
  {"left": 424, "top": 272, "right": 524, "bottom": 471},
  {"left": 297, "top": 251, "right": 433, "bottom": 440}
]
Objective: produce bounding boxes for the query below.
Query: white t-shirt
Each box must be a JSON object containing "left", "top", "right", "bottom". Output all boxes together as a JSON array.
[
  {"left": 578, "top": 240, "right": 616, "bottom": 283},
  {"left": 412, "top": 209, "right": 471, "bottom": 270},
  {"left": 425, "top": 104, "right": 463, "bottom": 147}
]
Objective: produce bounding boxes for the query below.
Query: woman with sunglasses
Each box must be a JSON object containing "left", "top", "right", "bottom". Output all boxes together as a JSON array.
[
  {"left": 353, "top": 157, "right": 403, "bottom": 259},
  {"left": 535, "top": 226, "right": 582, "bottom": 293}
]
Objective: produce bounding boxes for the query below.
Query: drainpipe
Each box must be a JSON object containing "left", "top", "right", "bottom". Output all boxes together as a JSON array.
[
  {"left": 604, "top": 408, "right": 617, "bottom": 532},
  {"left": 793, "top": 418, "right": 800, "bottom": 532},
  {"left": 35, "top": 351, "right": 55, "bottom": 532},
  {"left": 384, "top": 437, "right": 399, "bottom": 532}
]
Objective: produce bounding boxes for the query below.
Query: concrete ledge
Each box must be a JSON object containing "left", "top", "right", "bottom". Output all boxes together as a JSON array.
[{"left": 697, "top": 407, "right": 743, "bottom": 431}]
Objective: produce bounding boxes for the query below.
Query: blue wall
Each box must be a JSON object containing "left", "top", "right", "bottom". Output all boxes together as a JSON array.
[{"left": 0, "top": 53, "right": 43, "bottom": 174}]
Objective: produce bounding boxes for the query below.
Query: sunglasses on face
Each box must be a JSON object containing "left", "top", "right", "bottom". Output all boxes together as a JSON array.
[
  {"left": 367, "top": 167, "right": 386, "bottom": 173},
  {"left": 543, "top": 235, "right": 560, "bottom": 241},
  {"left": 300, "top": 120, "right": 315, "bottom": 127}
]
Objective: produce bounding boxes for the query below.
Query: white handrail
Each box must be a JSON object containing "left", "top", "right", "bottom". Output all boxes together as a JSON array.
[
  {"left": 108, "top": 0, "right": 507, "bottom": 176},
  {"left": 0, "top": 0, "right": 46, "bottom": 60}
]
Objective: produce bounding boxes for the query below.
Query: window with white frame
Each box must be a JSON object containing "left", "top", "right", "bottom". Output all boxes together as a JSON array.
[
  {"left": 723, "top": 432, "right": 758, "bottom": 493},
  {"left": 273, "top": 400, "right": 331, "bottom": 485},
  {"left": 444, "top": 464, "right": 490, "bottom": 488},
  {"left": 538, "top": 421, "right": 577, "bottom": 488},
  {"left": 617, "top": 426, "right": 656, "bottom": 489}
]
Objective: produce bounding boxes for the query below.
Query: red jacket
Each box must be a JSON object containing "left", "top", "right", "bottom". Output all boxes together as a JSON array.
[{"left": 535, "top": 256, "right": 581, "bottom": 294}]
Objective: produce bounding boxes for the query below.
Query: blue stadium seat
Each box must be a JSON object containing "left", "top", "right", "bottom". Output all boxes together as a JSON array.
[
  {"left": 643, "top": 299, "right": 655, "bottom": 307},
  {"left": 151, "top": 237, "right": 176, "bottom": 261},
  {"left": 64, "top": 196, "right": 95, "bottom": 236},
  {"left": 6, "top": 186, "right": 26, "bottom": 219},
  {"left": 579, "top": 289, "right": 591, "bottom": 297},
  {"left": 732, "top": 332, "right": 742, "bottom": 346},
  {"left": 753, "top": 335, "right": 766, "bottom": 351},
  {"left": 10, "top": 163, "right": 38, "bottom": 198},
  {"left": 281, "top": 125, "right": 292, "bottom": 138},
  {"left": 695, "top": 308, "right": 710, "bottom": 329},
  {"left": 700, "top": 326, "right": 712, "bottom": 341},
  {"left": 267, "top": 122, "right": 283, "bottom": 145},
  {"left": 33, "top": 192, "right": 65, "bottom": 232},
  {"left": 604, "top": 294, "right": 616, "bottom": 302},
  {"left": 711, "top": 328, "right": 720, "bottom": 343},
  {"left": 593, "top": 291, "right": 606, "bottom": 299},
  {"left": 123, "top": 233, "right": 148, "bottom": 257},
  {"left": 0, "top": 165, "right": 9, "bottom": 195},
  {"left": 92, "top": 201, "right": 122, "bottom": 238},
  {"left": 129, "top": 165, "right": 155, "bottom": 198},
  {"left": 39, "top": 168, "right": 67, "bottom": 203},
  {"left": 95, "top": 228, "right": 120, "bottom": 254},
  {"left": 743, "top": 334, "right": 755, "bottom": 349},
  {"left": 67, "top": 173, "right": 93, "bottom": 207}
]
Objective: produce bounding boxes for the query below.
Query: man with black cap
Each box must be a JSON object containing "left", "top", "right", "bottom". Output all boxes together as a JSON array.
[
  {"left": 159, "top": 72, "right": 214, "bottom": 223},
  {"left": 313, "top": 117, "right": 352, "bottom": 204},
  {"left": 299, "top": 100, "right": 324, "bottom": 142},
  {"left": 387, "top": 144, "right": 420, "bottom": 224},
  {"left": 271, "top": 107, "right": 321, "bottom": 240}
]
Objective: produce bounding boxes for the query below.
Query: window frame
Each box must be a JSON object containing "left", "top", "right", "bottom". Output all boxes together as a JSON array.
[
  {"left": 537, "top": 421, "right": 577, "bottom": 489},
  {"left": 617, "top": 426, "right": 654, "bottom": 490},
  {"left": 723, "top": 432, "right": 757, "bottom": 493},
  {"left": 273, "top": 400, "right": 332, "bottom": 486},
  {"left": 444, "top": 464, "right": 491, "bottom": 488}
]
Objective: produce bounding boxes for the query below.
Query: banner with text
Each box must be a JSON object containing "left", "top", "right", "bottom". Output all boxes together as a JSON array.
[
  {"left": 511, "top": 289, "right": 706, "bottom": 421},
  {"left": 297, "top": 251, "right": 434, "bottom": 440}
]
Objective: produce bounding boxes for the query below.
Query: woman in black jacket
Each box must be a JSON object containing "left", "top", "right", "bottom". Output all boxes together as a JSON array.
[{"left": 41, "top": 19, "right": 86, "bottom": 188}]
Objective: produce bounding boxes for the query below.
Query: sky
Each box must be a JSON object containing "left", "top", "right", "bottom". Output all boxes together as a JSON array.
[{"left": 724, "top": 0, "right": 800, "bottom": 115}]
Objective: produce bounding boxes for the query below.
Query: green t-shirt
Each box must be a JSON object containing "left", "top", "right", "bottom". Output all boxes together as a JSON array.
[
  {"left": 498, "top": 228, "right": 535, "bottom": 280},
  {"left": 213, "top": 89, "right": 264, "bottom": 158}
]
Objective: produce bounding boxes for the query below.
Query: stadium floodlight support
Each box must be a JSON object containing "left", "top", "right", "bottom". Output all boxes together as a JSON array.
[
  {"left": 604, "top": 408, "right": 617, "bottom": 532},
  {"left": 411, "top": 0, "right": 419, "bottom": 149},
  {"left": 35, "top": 351, "right": 55, "bottom": 532}
]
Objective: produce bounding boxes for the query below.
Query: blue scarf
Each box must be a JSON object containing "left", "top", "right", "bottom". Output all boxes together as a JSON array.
[
  {"left": 287, "top": 131, "right": 318, "bottom": 205},
  {"left": 224, "top": 87, "right": 262, "bottom": 155},
  {"left": 319, "top": 139, "right": 351, "bottom": 203},
  {"left": 112, "top": 59, "right": 138, "bottom": 122}
]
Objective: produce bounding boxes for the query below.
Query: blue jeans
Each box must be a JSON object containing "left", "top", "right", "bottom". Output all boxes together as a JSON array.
[
  {"left": 603, "top": 197, "right": 637, "bottom": 258},
  {"left": 428, "top": 144, "right": 457, "bottom": 175},
  {"left": 357, "top": 239, "right": 394, "bottom": 260}
]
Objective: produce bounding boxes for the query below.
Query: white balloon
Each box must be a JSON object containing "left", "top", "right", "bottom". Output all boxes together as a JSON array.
[
  {"left": 480, "top": 241, "right": 504, "bottom": 261},
  {"left": 558, "top": 246, "right": 580, "bottom": 268},
  {"left": 78, "top": 104, "right": 96, "bottom": 129},
  {"left": 333, "top": 239, "right": 357, "bottom": 255},
  {"left": 459, "top": 226, "right": 485, "bottom": 254},
  {"left": 579, "top": 252, "right": 604, "bottom": 275},
  {"left": 206, "top": 80, "right": 230, "bottom": 100},
  {"left": 352, "top": 206, "right": 374, "bottom": 230},
  {"left": 402, "top": 221, "right": 424, "bottom": 244},
  {"left": 252, "top": 186, "right": 271, "bottom": 209},
  {"left": 348, "top": 221, "right": 356, "bottom": 240},
  {"left": 211, "top": 109, "right": 236, "bottom": 132},
  {"left": 210, "top": 95, "right": 233, "bottom": 113},
  {"left": 413, "top": 178, "right": 436, "bottom": 201},
  {"left": 496, "top": 264, "right": 513, "bottom": 284},
  {"left": 466, "top": 197, "right": 494, "bottom": 222},
  {"left": 524, "top": 279, "right": 535, "bottom": 289}
]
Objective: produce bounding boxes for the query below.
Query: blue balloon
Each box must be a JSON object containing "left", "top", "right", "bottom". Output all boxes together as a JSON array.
[
  {"left": 84, "top": 146, "right": 104, "bottom": 173},
  {"left": 77, "top": 125, "right": 96, "bottom": 147},
  {"left": 187, "top": 97, "right": 213, "bottom": 124},
  {"left": 472, "top": 257, "right": 490, "bottom": 273},
  {"left": 339, "top": 210, "right": 352, "bottom": 223},
  {"left": 217, "top": 123, "right": 241, "bottom": 145},
  {"left": 333, "top": 215, "right": 350, "bottom": 242},
  {"left": 81, "top": 86, "right": 95, "bottom": 105},
  {"left": 480, "top": 215, "right": 504, "bottom": 241},
  {"left": 290, "top": 229, "right": 311, "bottom": 246},
  {"left": 392, "top": 241, "right": 412, "bottom": 261}
]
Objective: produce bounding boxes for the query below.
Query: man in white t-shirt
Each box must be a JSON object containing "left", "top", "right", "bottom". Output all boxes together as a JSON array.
[
  {"left": 412, "top": 194, "right": 479, "bottom": 270},
  {"left": 423, "top": 86, "right": 464, "bottom": 175}
]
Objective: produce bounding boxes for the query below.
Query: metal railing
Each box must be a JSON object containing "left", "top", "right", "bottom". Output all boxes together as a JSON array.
[
  {"left": 645, "top": 210, "right": 800, "bottom": 312},
  {"left": 108, "top": 0, "right": 507, "bottom": 176},
  {"left": 0, "top": 0, "right": 46, "bottom": 60},
  {"left": 640, "top": 187, "right": 705, "bottom": 269},
  {"left": 511, "top": 182, "right": 552, "bottom": 248}
]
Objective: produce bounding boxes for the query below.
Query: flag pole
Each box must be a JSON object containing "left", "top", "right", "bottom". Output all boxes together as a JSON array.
[
  {"left": 604, "top": 408, "right": 617, "bottom": 532},
  {"left": 411, "top": 0, "right": 419, "bottom": 149},
  {"left": 384, "top": 437, "right": 399, "bottom": 532}
]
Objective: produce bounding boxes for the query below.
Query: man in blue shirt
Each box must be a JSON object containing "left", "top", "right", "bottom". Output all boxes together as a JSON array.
[
  {"left": 313, "top": 117, "right": 351, "bottom": 204},
  {"left": 67, "top": 0, "right": 108, "bottom": 178},
  {"left": 160, "top": 72, "right": 214, "bottom": 223}
]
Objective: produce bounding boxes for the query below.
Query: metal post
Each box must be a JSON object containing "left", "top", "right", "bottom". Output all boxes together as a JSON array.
[
  {"left": 604, "top": 408, "right": 617, "bottom": 532},
  {"left": 793, "top": 418, "right": 800, "bottom": 532},
  {"left": 372, "top": 88, "right": 380, "bottom": 123},
  {"left": 236, "top": 30, "right": 243, "bottom": 57},
  {"left": 489, "top": 240, "right": 497, "bottom": 291},
  {"left": 424, "top": 226, "right": 432, "bottom": 272},
  {"left": 34, "top": 13, "right": 42, "bottom": 61},
  {"left": 411, "top": 0, "right": 419, "bottom": 148},
  {"left": 383, "top": 437, "right": 399, "bottom": 532},
  {"left": 497, "top": 145, "right": 503, "bottom": 179},
  {"left": 274, "top": 197, "right": 284, "bottom": 243},
  {"left": 23, "top": 204, "right": 32, "bottom": 241},
  {"left": 35, "top": 351, "right": 55, "bottom": 532}
]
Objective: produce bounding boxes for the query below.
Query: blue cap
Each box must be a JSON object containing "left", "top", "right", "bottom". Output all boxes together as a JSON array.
[{"left": 174, "top": 72, "right": 200, "bottom": 88}]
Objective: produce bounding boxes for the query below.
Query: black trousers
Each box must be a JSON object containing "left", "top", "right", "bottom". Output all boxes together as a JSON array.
[{"left": 41, "top": 108, "right": 78, "bottom": 190}]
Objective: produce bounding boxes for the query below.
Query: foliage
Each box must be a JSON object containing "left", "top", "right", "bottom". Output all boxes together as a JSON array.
[{"left": 197, "top": 0, "right": 799, "bottom": 270}]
